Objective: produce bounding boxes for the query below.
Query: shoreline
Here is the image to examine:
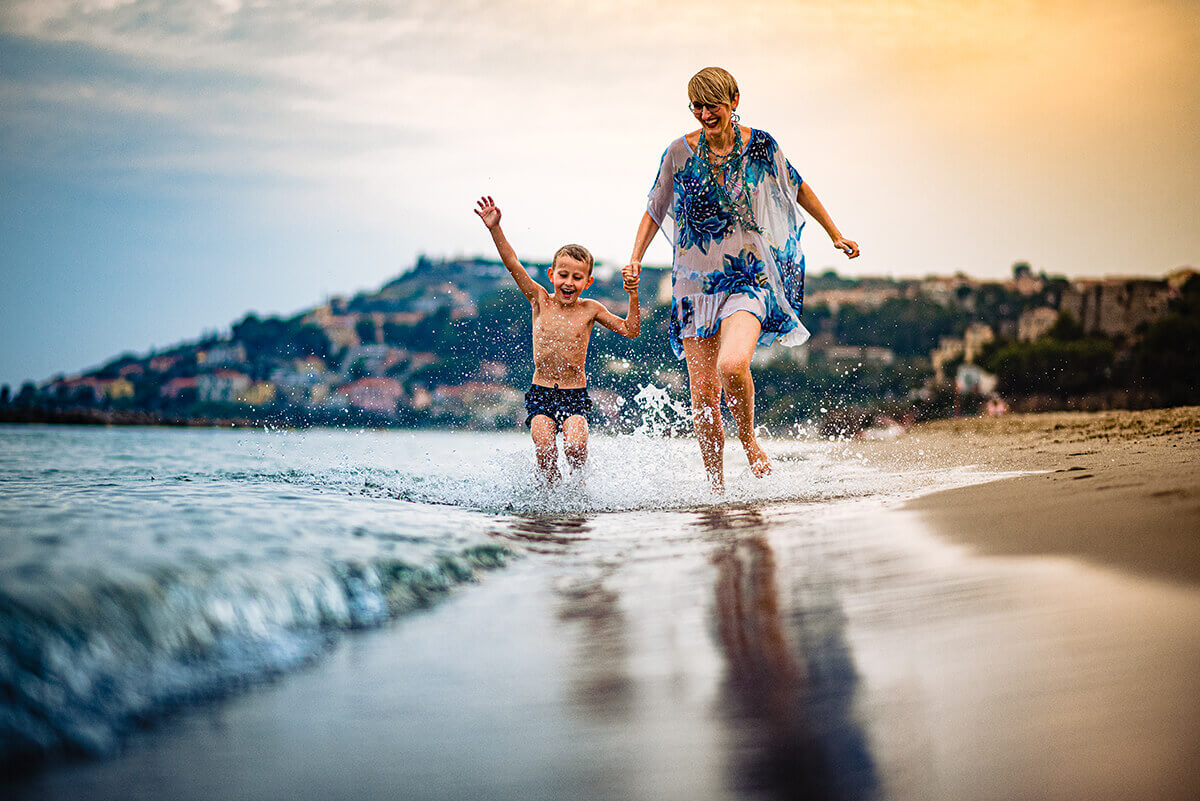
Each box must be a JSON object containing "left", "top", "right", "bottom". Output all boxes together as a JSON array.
[
  {"left": 0, "top": 406, "right": 255, "bottom": 428},
  {"left": 858, "top": 407, "right": 1200, "bottom": 586},
  {"left": 7, "top": 410, "right": 1200, "bottom": 800}
]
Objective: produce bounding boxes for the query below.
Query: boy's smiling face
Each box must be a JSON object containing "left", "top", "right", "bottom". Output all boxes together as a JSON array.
[{"left": 548, "top": 255, "right": 593, "bottom": 305}]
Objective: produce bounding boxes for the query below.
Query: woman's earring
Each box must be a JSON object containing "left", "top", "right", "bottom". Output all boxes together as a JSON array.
[{"left": 731, "top": 111, "right": 741, "bottom": 124}]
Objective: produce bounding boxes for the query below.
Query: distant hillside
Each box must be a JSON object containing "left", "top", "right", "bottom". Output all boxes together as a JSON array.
[{"left": 3, "top": 260, "right": 1195, "bottom": 429}]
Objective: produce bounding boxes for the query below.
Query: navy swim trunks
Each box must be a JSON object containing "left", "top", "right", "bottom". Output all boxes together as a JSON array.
[{"left": 524, "top": 384, "right": 592, "bottom": 429}]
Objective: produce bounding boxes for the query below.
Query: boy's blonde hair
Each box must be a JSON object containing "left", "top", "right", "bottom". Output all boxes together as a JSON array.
[
  {"left": 688, "top": 67, "right": 739, "bottom": 107},
  {"left": 552, "top": 243, "right": 594, "bottom": 274}
]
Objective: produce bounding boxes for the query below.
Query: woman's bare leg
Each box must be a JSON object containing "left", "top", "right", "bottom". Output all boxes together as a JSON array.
[
  {"left": 530, "top": 415, "right": 561, "bottom": 484},
  {"left": 682, "top": 334, "right": 726, "bottom": 491},
  {"left": 562, "top": 415, "right": 589, "bottom": 472},
  {"left": 716, "top": 311, "right": 771, "bottom": 477}
]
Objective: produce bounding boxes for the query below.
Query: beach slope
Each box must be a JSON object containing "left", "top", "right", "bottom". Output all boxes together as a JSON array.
[{"left": 889, "top": 407, "right": 1200, "bottom": 585}]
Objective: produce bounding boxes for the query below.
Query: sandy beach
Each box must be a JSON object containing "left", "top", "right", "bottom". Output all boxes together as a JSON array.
[
  {"left": 875, "top": 406, "right": 1200, "bottom": 586},
  {"left": 8, "top": 409, "right": 1200, "bottom": 801}
]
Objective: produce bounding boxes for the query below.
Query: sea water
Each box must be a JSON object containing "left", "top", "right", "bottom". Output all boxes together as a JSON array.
[{"left": 0, "top": 418, "right": 998, "bottom": 772}]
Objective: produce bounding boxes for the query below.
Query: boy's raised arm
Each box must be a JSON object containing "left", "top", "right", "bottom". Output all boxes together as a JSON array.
[{"left": 474, "top": 196, "right": 543, "bottom": 303}]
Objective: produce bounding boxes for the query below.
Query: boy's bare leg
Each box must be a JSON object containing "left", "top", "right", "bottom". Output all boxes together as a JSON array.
[
  {"left": 530, "top": 415, "right": 561, "bottom": 484},
  {"left": 682, "top": 334, "right": 726, "bottom": 492},
  {"left": 717, "top": 311, "right": 771, "bottom": 478},
  {"left": 562, "top": 415, "right": 589, "bottom": 473}
]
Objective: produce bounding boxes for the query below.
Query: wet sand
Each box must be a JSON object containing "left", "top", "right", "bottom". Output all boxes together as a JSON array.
[
  {"left": 11, "top": 409, "right": 1200, "bottom": 801},
  {"left": 876, "top": 407, "right": 1200, "bottom": 585}
]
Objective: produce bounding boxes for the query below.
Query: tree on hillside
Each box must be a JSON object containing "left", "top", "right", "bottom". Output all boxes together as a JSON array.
[
  {"left": 355, "top": 319, "right": 378, "bottom": 344},
  {"left": 232, "top": 314, "right": 290, "bottom": 358},
  {"left": 835, "top": 296, "right": 966, "bottom": 357},
  {"left": 288, "top": 324, "right": 333, "bottom": 362},
  {"left": 1046, "top": 312, "right": 1084, "bottom": 341},
  {"left": 979, "top": 337, "right": 1115, "bottom": 396},
  {"left": 1128, "top": 273, "right": 1200, "bottom": 403},
  {"left": 15, "top": 383, "right": 36, "bottom": 406}
]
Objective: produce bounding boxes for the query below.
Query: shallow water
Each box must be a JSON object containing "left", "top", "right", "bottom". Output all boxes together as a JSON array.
[{"left": 4, "top": 423, "right": 1198, "bottom": 800}]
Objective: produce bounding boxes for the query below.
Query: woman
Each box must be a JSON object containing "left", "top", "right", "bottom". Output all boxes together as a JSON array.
[{"left": 626, "top": 66, "right": 859, "bottom": 491}]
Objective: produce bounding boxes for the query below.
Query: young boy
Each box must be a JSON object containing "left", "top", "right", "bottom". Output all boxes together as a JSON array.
[{"left": 474, "top": 195, "right": 640, "bottom": 483}]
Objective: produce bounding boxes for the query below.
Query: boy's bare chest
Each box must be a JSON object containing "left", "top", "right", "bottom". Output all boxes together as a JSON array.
[{"left": 532, "top": 306, "right": 592, "bottom": 345}]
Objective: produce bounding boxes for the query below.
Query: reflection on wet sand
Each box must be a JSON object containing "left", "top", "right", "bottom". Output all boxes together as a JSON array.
[
  {"left": 704, "top": 510, "right": 876, "bottom": 800},
  {"left": 554, "top": 564, "right": 635, "bottom": 719},
  {"left": 495, "top": 515, "right": 594, "bottom": 552},
  {"left": 503, "top": 515, "right": 636, "bottom": 715}
]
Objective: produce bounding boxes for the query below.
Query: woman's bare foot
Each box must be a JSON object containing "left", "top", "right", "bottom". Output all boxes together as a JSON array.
[{"left": 744, "top": 440, "right": 772, "bottom": 478}]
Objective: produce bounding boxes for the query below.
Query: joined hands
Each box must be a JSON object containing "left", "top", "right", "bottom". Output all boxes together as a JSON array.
[{"left": 622, "top": 262, "right": 640, "bottom": 294}]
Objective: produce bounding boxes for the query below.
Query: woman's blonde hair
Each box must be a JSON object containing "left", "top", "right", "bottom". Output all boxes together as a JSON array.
[{"left": 688, "top": 67, "right": 739, "bottom": 107}]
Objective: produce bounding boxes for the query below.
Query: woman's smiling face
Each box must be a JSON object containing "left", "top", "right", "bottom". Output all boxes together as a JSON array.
[{"left": 690, "top": 94, "right": 737, "bottom": 136}]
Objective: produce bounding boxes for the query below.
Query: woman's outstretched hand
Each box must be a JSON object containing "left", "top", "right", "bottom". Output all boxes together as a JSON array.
[
  {"left": 833, "top": 237, "right": 860, "bottom": 259},
  {"left": 474, "top": 196, "right": 501, "bottom": 229}
]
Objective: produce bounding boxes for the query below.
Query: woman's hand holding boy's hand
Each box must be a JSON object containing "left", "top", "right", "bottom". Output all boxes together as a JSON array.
[
  {"left": 622, "top": 262, "right": 640, "bottom": 293},
  {"left": 474, "top": 196, "right": 501, "bottom": 229}
]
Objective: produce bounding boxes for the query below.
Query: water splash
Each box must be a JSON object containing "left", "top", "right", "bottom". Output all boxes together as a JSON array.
[{"left": 630, "top": 383, "right": 692, "bottom": 438}]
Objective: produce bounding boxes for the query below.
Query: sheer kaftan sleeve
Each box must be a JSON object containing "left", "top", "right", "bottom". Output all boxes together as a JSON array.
[
  {"left": 646, "top": 141, "right": 681, "bottom": 251},
  {"left": 786, "top": 160, "right": 803, "bottom": 192}
]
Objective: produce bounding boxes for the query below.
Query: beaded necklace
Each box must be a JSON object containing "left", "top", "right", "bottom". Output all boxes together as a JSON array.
[{"left": 697, "top": 125, "right": 763, "bottom": 234}]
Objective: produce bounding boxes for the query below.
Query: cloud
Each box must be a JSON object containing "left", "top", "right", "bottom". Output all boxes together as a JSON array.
[{"left": 1, "top": 0, "right": 1197, "bottom": 272}]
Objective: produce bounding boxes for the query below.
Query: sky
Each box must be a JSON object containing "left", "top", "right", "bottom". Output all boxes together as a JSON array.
[{"left": 1, "top": 0, "right": 1198, "bottom": 387}]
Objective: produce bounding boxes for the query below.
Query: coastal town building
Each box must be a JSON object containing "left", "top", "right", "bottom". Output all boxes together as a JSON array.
[
  {"left": 478, "top": 361, "right": 508, "bottom": 381},
  {"left": 1060, "top": 279, "right": 1171, "bottom": 339},
  {"left": 808, "top": 286, "right": 900, "bottom": 313},
  {"left": 238, "top": 382, "right": 277, "bottom": 407},
  {"left": 913, "top": 274, "right": 973, "bottom": 306},
  {"left": 271, "top": 360, "right": 329, "bottom": 405},
  {"left": 409, "top": 385, "right": 433, "bottom": 411},
  {"left": 1018, "top": 307, "right": 1060, "bottom": 342},
  {"left": 955, "top": 364, "right": 999, "bottom": 396},
  {"left": 963, "top": 323, "right": 995, "bottom": 363},
  {"left": 931, "top": 337, "right": 964, "bottom": 383},
  {"left": 340, "top": 345, "right": 406, "bottom": 378},
  {"left": 48, "top": 376, "right": 118, "bottom": 404},
  {"left": 751, "top": 343, "right": 810, "bottom": 368},
  {"left": 1166, "top": 267, "right": 1196, "bottom": 292},
  {"left": 1007, "top": 263, "right": 1046, "bottom": 296},
  {"left": 336, "top": 377, "right": 405, "bottom": 414},
  {"left": 818, "top": 345, "right": 896, "bottom": 366},
  {"left": 198, "top": 342, "right": 247, "bottom": 367},
  {"left": 159, "top": 376, "right": 199, "bottom": 401},
  {"left": 198, "top": 370, "right": 251, "bottom": 403},
  {"left": 430, "top": 381, "right": 522, "bottom": 425},
  {"left": 107, "top": 378, "right": 135, "bottom": 401},
  {"left": 148, "top": 355, "right": 180, "bottom": 373},
  {"left": 303, "top": 305, "right": 362, "bottom": 349}
]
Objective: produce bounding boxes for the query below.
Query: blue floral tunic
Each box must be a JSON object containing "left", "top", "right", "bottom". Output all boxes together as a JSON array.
[{"left": 647, "top": 128, "right": 811, "bottom": 359}]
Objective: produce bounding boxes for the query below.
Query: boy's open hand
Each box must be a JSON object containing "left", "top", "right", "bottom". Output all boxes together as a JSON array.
[
  {"left": 621, "top": 262, "right": 640, "bottom": 293},
  {"left": 474, "top": 196, "right": 501, "bottom": 229}
]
